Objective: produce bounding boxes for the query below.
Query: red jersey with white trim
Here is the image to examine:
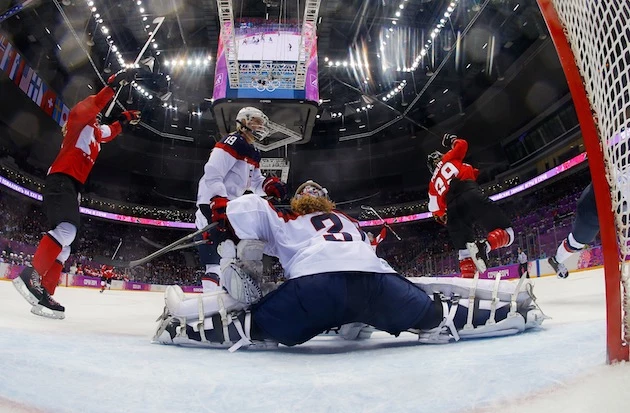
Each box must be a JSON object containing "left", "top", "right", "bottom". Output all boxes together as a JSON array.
[
  {"left": 102, "top": 268, "right": 115, "bottom": 280},
  {"left": 428, "top": 139, "right": 479, "bottom": 217},
  {"left": 226, "top": 195, "right": 396, "bottom": 279},
  {"left": 48, "top": 86, "right": 122, "bottom": 184}
]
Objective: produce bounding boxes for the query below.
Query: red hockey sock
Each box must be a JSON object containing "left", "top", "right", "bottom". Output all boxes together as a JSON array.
[
  {"left": 41, "top": 260, "right": 63, "bottom": 295},
  {"left": 33, "top": 234, "right": 63, "bottom": 276},
  {"left": 487, "top": 229, "right": 511, "bottom": 251},
  {"left": 459, "top": 258, "right": 476, "bottom": 278}
]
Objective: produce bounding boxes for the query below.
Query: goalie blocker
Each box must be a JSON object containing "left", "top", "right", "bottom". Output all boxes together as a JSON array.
[{"left": 153, "top": 275, "right": 546, "bottom": 351}]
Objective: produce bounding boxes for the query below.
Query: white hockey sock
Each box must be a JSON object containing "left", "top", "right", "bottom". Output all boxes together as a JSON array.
[{"left": 556, "top": 233, "right": 585, "bottom": 263}]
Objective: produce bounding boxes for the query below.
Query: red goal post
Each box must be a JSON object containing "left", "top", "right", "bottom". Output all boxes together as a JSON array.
[{"left": 536, "top": 0, "right": 629, "bottom": 362}]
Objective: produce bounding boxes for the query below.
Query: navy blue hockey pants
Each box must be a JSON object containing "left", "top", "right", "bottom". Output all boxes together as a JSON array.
[
  {"left": 572, "top": 183, "right": 599, "bottom": 244},
  {"left": 250, "top": 271, "right": 438, "bottom": 346}
]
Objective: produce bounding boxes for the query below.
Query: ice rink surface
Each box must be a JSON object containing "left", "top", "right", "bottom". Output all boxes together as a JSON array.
[{"left": 0, "top": 268, "right": 628, "bottom": 413}]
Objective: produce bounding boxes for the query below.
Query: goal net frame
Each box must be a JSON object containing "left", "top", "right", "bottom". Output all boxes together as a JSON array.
[{"left": 536, "top": 0, "right": 629, "bottom": 363}]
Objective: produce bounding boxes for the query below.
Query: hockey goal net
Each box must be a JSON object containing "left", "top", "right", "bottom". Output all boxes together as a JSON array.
[{"left": 537, "top": 0, "right": 629, "bottom": 362}]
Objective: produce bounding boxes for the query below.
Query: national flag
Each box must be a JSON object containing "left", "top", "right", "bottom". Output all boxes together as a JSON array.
[
  {"left": 27, "top": 71, "right": 43, "bottom": 105},
  {"left": 58, "top": 103, "right": 70, "bottom": 126},
  {"left": 39, "top": 83, "right": 57, "bottom": 116},
  {"left": 0, "top": 41, "right": 14, "bottom": 72},
  {"left": 52, "top": 96, "right": 64, "bottom": 124},
  {"left": 8, "top": 51, "right": 24, "bottom": 84},
  {"left": 0, "top": 35, "right": 9, "bottom": 65},
  {"left": 18, "top": 65, "right": 33, "bottom": 94}
]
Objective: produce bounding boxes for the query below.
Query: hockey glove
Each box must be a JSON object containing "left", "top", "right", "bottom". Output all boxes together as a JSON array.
[
  {"left": 199, "top": 203, "right": 213, "bottom": 223},
  {"left": 210, "top": 196, "right": 229, "bottom": 229},
  {"left": 433, "top": 213, "right": 447, "bottom": 226},
  {"left": 118, "top": 110, "right": 141, "bottom": 126},
  {"left": 263, "top": 176, "right": 287, "bottom": 200},
  {"left": 442, "top": 133, "right": 458, "bottom": 149}
]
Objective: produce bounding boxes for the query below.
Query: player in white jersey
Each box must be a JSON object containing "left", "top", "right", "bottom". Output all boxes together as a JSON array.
[
  {"left": 194, "top": 107, "right": 287, "bottom": 292},
  {"left": 152, "top": 180, "right": 545, "bottom": 350}
]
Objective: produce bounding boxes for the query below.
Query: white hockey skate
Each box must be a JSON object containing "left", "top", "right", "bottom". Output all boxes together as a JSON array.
[
  {"left": 548, "top": 256, "right": 569, "bottom": 278},
  {"left": 465, "top": 240, "right": 489, "bottom": 273}
]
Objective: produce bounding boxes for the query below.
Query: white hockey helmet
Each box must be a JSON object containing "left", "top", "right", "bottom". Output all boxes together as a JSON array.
[
  {"left": 294, "top": 180, "right": 329, "bottom": 200},
  {"left": 236, "top": 106, "right": 271, "bottom": 140}
]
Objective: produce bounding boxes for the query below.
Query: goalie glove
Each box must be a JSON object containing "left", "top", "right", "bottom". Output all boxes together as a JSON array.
[
  {"left": 433, "top": 213, "right": 447, "bottom": 226},
  {"left": 442, "top": 133, "right": 458, "bottom": 149},
  {"left": 118, "top": 110, "right": 141, "bottom": 126}
]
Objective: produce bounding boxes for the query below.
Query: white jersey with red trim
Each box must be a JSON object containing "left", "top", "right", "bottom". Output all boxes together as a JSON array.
[
  {"left": 226, "top": 195, "right": 396, "bottom": 279},
  {"left": 196, "top": 132, "right": 266, "bottom": 228}
]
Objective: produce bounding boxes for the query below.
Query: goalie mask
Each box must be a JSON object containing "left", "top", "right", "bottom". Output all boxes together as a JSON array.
[
  {"left": 294, "top": 180, "right": 329, "bottom": 200},
  {"left": 236, "top": 107, "right": 271, "bottom": 141},
  {"left": 427, "top": 151, "right": 444, "bottom": 173}
]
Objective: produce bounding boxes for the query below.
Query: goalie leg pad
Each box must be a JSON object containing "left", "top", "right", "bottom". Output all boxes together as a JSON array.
[
  {"left": 414, "top": 277, "right": 545, "bottom": 343},
  {"left": 413, "top": 277, "right": 534, "bottom": 310},
  {"left": 418, "top": 294, "right": 525, "bottom": 343},
  {"left": 218, "top": 240, "right": 264, "bottom": 304},
  {"left": 154, "top": 311, "right": 278, "bottom": 351},
  {"left": 220, "top": 260, "right": 263, "bottom": 305},
  {"left": 236, "top": 239, "right": 265, "bottom": 261},
  {"left": 167, "top": 287, "right": 248, "bottom": 320}
]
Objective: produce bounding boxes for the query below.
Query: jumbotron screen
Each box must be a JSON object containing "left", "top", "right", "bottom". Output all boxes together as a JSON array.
[{"left": 213, "top": 19, "right": 319, "bottom": 101}]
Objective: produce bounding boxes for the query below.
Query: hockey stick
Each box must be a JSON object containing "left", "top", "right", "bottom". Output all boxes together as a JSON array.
[
  {"left": 360, "top": 205, "right": 402, "bottom": 241},
  {"left": 104, "top": 16, "right": 165, "bottom": 117},
  {"left": 140, "top": 236, "right": 207, "bottom": 251},
  {"left": 106, "top": 222, "right": 217, "bottom": 268},
  {"left": 111, "top": 238, "right": 123, "bottom": 260}
]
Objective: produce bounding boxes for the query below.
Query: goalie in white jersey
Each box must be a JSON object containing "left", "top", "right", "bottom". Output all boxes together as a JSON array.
[{"left": 153, "top": 180, "right": 545, "bottom": 350}]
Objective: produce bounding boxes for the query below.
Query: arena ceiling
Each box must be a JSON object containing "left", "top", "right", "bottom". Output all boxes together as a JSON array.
[{"left": 0, "top": 0, "right": 571, "bottom": 202}]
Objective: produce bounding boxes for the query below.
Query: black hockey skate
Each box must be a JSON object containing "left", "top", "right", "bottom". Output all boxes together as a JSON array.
[
  {"left": 466, "top": 240, "right": 489, "bottom": 274},
  {"left": 548, "top": 256, "right": 569, "bottom": 279},
  {"left": 31, "top": 290, "right": 65, "bottom": 320},
  {"left": 12, "top": 267, "right": 44, "bottom": 306}
]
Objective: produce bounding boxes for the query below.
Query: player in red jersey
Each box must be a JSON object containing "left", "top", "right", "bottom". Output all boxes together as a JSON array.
[
  {"left": 427, "top": 134, "right": 514, "bottom": 277},
  {"left": 100, "top": 265, "right": 116, "bottom": 293},
  {"left": 12, "top": 69, "right": 141, "bottom": 319}
]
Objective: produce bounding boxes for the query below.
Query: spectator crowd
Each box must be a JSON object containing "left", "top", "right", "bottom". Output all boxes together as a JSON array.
[{"left": 1, "top": 164, "right": 595, "bottom": 284}]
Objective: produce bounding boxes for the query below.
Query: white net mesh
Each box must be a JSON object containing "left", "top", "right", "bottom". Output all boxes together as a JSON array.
[{"left": 548, "top": 0, "right": 630, "bottom": 346}]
